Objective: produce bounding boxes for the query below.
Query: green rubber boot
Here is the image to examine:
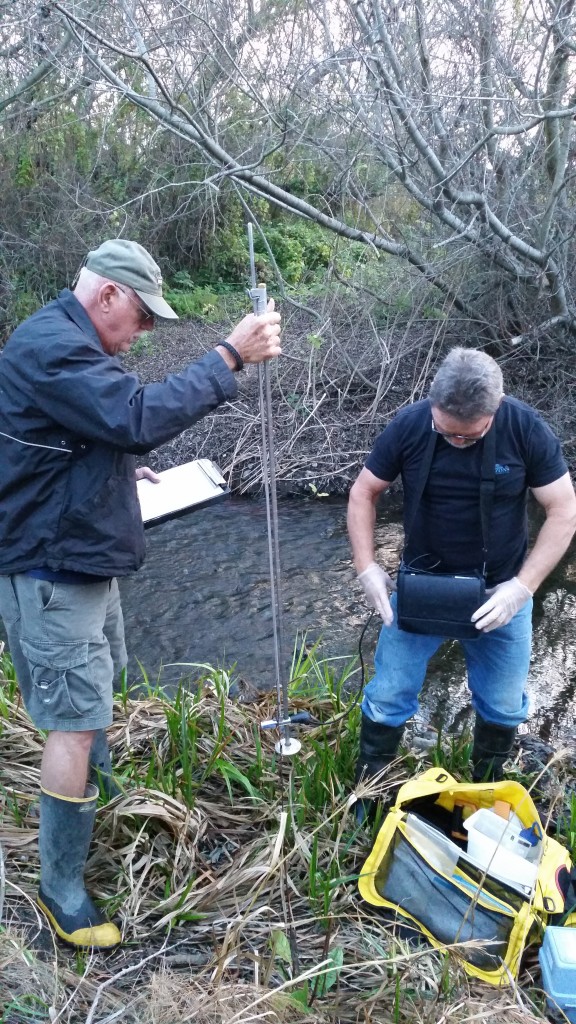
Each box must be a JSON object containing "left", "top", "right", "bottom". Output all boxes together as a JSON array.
[
  {"left": 472, "top": 716, "right": 517, "bottom": 782},
  {"left": 37, "top": 784, "right": 121, "bottom": 948},
  {"left": 89, "top": 729, "right": 122, "bottom": 799}
]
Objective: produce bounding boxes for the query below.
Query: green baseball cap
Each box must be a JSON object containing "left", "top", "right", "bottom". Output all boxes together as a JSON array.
[{"left": 85, "top": 239, "right": 178, "bottom": 320}]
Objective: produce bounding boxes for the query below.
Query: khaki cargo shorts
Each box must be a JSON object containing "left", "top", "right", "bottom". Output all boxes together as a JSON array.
[{"left": 0, "top": 574, "right": 127, "bottom": 731}]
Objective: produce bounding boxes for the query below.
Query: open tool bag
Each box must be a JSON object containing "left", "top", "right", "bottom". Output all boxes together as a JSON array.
[{"left": 359, "top": 767, "right": 575, "bottom": 986}]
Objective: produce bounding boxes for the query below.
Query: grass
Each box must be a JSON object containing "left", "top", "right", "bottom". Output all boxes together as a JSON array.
[
  {"left": 0, "top": 650, "right": 572, "bottom": 1023},
  {"left": 128, "top": 331, "right": 156, "bottom": 357},
  {"left": 558, "top": 793, "right": 576, "bottom": 862}
]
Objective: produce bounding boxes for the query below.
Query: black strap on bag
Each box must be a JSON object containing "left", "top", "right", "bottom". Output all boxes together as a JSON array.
[
  {"left": 396, "top": 415, "right": 497, "bottom": 639},
  {"left": 478, "top": 426, "right": 497, "bottom": 578},
  {"left": 550, "top": 864, "right": 576, "bottom": 926}
]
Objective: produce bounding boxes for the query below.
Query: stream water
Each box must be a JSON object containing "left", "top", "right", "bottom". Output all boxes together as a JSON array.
[{"left": 119, "top": 495, "right": 576, "bottom": 746}]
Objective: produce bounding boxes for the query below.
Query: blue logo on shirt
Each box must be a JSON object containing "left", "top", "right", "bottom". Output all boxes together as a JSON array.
[{"left": 495, "top": 463, "right": 510, "bottom": 474}]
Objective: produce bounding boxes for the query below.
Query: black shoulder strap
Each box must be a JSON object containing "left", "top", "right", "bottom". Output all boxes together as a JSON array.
[
  {"left": 404, "top": 420, "right": 496, "bottom": 576},
  {"left": 479, "top": 426, "right": 496, "bottom": 575},
  {"left": 403, "top": 427, "right": 438, "bottom": 545}
]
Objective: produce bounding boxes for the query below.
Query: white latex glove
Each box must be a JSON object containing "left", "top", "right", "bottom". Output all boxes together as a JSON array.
[
  {"left": 471, "top": 577, "right": 533, "bottom": 633},
  {"left": 358, "top": 562, "right": 396, "bottom": 625}
]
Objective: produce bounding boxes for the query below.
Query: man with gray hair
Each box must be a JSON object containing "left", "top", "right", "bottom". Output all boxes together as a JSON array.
[
  {"left": 348, "top": 346, "right": 576, "bottom": 811},
  {"left": 0, "top": 239, "right": 281, "bottom": 947}
]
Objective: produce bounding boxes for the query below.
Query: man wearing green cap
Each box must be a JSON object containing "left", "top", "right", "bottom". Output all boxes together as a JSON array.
[{"left": 0, "top": 239, "right": 281, "bottom": 949}]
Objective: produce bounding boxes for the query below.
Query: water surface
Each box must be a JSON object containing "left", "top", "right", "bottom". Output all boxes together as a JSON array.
[{"left": 120, "top": 496, "right": 576, "bottom": 745}]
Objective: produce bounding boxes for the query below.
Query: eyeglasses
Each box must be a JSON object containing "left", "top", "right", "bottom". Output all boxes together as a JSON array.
[
  {"left": 431, "top": 416, "right": 491, "bottom": 444},
  {"left": 115, "top": 285, "right": 154, "bottom": 327}
]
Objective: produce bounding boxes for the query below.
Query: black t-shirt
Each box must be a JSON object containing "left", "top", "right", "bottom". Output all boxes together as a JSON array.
[{"left": 365, "top": 397, "right": 567, "bottom": 585}]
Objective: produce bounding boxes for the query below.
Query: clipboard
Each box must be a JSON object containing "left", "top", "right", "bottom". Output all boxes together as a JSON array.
[{"left": 137, "top": 458, "right": 230, "bottom": 528}]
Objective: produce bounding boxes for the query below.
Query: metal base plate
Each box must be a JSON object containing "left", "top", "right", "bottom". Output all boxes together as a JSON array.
[{"left": 275, "top": 737, "right": 302, "bottom": 756}]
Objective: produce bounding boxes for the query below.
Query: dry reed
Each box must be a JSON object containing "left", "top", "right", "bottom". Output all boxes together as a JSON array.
[{"left": 0, "top": 682, "right": 550, "bottom": 1024}]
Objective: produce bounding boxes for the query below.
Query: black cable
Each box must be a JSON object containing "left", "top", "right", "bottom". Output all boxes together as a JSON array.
[{"left": 287, "top": 610, "right": 376, "bottom": 730}]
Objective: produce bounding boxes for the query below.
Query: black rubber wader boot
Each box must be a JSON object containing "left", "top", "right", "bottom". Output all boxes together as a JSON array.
[
  {"left": 355, "top": 713, "right": 405, "bottom": 823},
  {"left": 472, "top": 715, "right": 517, "bottom": 782},
  {"left": 89, "top": 729, "right": 122, "bottom": 799},
  {"left": 37, "top": 784, "right": 121, "bottom": 948}
]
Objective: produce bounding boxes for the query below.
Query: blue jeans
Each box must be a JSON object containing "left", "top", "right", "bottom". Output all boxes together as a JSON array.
[{"left": 362, "top": 593, "right": 532, "bottom": 728}]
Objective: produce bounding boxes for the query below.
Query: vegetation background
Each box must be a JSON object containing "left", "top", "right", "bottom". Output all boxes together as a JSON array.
[{"left": 1, "top": 0, "right": 575, "bottom": 489}]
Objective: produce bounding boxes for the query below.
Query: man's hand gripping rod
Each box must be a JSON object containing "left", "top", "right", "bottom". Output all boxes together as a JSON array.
[{"left": 247, "top": 223, "right": 301, "bottom": 756}]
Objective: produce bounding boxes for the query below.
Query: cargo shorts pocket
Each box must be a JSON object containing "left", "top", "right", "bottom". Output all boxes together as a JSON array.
[{"left": 20, "top": 637, "right": 95, "bottom": 720}]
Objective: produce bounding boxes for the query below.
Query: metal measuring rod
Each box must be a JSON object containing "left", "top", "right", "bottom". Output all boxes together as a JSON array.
[{"left": 247, "top": 223, "right": 301, "bottom": 757}]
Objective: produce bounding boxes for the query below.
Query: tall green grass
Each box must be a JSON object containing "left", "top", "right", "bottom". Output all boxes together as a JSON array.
[{"left": 1, "top": 644, "right": 575, "bottom": 1020}]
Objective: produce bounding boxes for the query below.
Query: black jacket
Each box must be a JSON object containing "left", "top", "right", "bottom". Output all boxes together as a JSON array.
[{"left": 0, "top": 289, "right": 238, "bottom": 576}]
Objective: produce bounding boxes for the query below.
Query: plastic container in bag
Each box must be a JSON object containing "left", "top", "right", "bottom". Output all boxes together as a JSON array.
[
  {"left": 464, "top": 808, "right": 539, "bottom": 892},
  {"left": 539, "top": 926, "right": 576, "bottom": 1023}
]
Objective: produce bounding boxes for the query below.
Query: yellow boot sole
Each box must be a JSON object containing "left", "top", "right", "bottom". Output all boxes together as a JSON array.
[{"left": 37, "top": 894, "right": 121, "bottom": 948}]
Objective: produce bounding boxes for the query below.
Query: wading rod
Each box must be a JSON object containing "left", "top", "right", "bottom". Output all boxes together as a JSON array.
[{"left": 247, "top": 223, "right": 300, "bottom": 756}]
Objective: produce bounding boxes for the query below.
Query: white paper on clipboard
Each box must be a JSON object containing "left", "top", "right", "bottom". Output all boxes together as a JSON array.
[{"left": 137, "top": 458, "right": 230, "bottom": 528}]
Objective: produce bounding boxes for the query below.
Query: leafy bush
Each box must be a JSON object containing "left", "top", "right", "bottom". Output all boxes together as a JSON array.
[
  {"left": 253, "top": 220, "right": 333, "bottom": 285},
  {"left": 163, "top": 284, "right": 222, "bottom": 320}
]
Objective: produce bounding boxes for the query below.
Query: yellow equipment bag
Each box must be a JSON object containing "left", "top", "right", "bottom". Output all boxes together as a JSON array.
[{"left": 359, "top": 767, "right": 574, "bottom": 986}]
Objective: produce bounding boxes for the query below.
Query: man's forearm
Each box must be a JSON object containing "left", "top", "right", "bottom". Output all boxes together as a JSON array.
[
  {"left": 517, "top": 512, "right": 576, "bottom": 593},
  {"left": 347, "top": 492, "right": 378, "bottom": 573}
]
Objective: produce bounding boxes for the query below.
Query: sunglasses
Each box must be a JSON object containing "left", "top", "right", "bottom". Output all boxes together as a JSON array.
[
  {"left": 116, "top": 285, "right": 154, "bottom": 327},
  {"left": 431, "top": 415, "right": 492, "bottom": 444}
]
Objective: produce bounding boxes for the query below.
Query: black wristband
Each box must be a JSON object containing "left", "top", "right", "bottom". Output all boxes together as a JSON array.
[{"left": 217, "top": 340, "right": 244, "bottom": 371}]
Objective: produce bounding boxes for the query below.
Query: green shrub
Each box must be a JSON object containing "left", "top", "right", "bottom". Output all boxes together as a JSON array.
[{"left": 163, "top": 285, "right": 222, "bottom": 320}]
